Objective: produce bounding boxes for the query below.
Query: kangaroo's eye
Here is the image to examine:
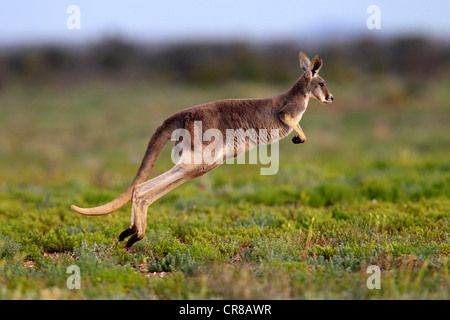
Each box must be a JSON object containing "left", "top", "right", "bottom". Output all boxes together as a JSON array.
[{"left": 319, "top": 83, "right": 324, "bottom": 87}]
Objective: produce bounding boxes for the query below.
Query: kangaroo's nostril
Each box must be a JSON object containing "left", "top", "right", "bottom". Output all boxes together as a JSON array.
[{"left": 331, "top": 96, "right": 334, "bottom": 101}]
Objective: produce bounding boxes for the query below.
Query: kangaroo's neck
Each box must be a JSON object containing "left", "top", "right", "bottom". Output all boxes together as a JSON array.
[
  {"left": 290, "top": 75, "right": 310, "bottom": 96},
  {"left": 276, "top": 76, "right": 310, "bottom": 107}
]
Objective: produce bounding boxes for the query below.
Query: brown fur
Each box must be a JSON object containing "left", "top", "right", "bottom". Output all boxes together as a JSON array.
[{"left": 71, "top": 51, "right": 333, "bottom": 247}]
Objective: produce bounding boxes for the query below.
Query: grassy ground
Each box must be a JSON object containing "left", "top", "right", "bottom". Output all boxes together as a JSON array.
[{"left": 0, "top": 77, "right": 449, "bottom": 299}]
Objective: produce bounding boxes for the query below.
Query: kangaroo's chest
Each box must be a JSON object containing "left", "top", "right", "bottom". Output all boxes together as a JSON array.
[{"left": 292, "top": 108, "right": 306, "bottom": 124}]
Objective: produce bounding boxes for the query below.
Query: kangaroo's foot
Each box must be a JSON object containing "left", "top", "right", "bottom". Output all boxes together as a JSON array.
[
  {"left": 118, "top": 198, "right": 148, "bottom": 248},
  {"left": 119, "top": 224, "right": 145, "bottom": 248},
  {"left": 118, "top": 225, "right": 137, "bottom": 242}
]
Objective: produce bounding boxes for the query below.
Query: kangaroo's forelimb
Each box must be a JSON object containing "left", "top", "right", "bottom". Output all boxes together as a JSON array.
[{"left": 279, "top": 103, "right": 307, "bottom": 144}]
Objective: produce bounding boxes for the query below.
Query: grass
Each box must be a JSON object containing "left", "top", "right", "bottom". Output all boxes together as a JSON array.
[{"left": 0, "top": 77, "right": 449, "bottom": 299}]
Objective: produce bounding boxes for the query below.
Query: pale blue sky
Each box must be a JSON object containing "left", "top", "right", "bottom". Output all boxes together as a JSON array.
[{"left": 1, "top": 0, "right": 449, "bottom": 45}]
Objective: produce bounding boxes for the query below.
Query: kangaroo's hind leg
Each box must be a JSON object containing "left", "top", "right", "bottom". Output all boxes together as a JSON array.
[
  {"left": 118, "top": 163, "right": 185, "bottom": 246},
  {"left": 120, "top": 161, "right": 218, "bottom": 247},
  {"left": 118, "top": 164, "right": 185, "bottom": 239}
]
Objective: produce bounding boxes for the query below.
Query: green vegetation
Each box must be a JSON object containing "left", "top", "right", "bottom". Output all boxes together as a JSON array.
[{"left": 0, "top": 76, "right": 449, "bottom": 299}]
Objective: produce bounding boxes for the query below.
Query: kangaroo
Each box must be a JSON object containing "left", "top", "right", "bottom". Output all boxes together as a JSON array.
[{"left": 71, "top": 51, "right": 333, "bottom": 247}]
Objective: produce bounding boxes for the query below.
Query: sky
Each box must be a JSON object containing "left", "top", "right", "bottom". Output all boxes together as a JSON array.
[{"left": 0, "top": 0, "right": 449, "bottom": 46}]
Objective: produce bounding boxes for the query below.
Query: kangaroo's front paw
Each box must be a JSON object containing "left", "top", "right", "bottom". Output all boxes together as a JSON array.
[{"left": 292, "top": 136, "right": 305, "bottom": 144}]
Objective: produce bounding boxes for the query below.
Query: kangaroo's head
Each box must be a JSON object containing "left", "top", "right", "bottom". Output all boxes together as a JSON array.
[{"left": 299, "top": 52, "right": 333, "bottom": 104}]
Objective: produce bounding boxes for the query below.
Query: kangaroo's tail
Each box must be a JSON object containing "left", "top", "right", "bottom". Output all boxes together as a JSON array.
[{"left": 71, "top": 121, "right": 175, "bottom": 216}]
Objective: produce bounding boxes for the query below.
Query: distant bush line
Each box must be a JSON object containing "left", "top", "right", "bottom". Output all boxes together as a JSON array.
[{"left": 0, "top": 36, "right": 449, "bottom": 87}]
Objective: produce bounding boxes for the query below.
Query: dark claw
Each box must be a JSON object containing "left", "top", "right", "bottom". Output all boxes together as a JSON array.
[
  {"left": 292, "top": 136, "right": 304, "bottom": 144},
  {"left": 118, "top": 226, "right": 136, "bottom": 242},
  {"left": 126, "top": 234, "right": 142, "bottom": 248}
]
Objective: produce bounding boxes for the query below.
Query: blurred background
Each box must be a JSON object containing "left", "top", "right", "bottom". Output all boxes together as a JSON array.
[
  {"left": 1, "top": 1, "right": 450, "bottom": 300},
  {"left": 1, "top": 0, "right": 449, "bottom": 88},
  {"left": 0, "top": 0, "right": 449, "bottom": 188}
]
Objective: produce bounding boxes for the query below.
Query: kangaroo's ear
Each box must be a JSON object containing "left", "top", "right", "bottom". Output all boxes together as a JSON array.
[
  {"left": 299, "top": 51, "right": 311, "bottom": 72},
  {"left": 310, "top": 55, "right": 323, "bottom": 77}
]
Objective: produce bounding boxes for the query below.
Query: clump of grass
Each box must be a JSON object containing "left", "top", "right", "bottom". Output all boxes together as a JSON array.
[
  {"left": 307, "top": 182, "right": 355, "bottom": 207},
  {"left": 234, "top": 210, "right": 278, "bottom": 228},
  {"left": 308, "top": 244, "right": 381, "bottom": 274},
  {"left": 360, "top": 176, "right": 400, "bottom": 202},
  {"left": 73, "top": 240, "right": 115, "bottom": 261},
  {"left": 147, "top": 249, "right": 202, "bottom": 275},
  {"left": 0, "top": 235, "right": 22, "bottom": 261}
]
